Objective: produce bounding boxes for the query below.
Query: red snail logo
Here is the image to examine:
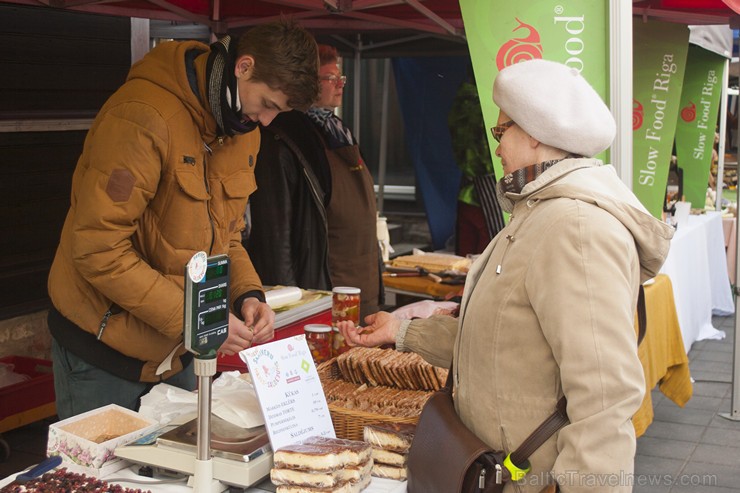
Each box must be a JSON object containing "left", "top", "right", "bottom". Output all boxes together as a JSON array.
[
  {"left": 496, "top": 18, "right": 543, "bottom": 70},
  {"left": 681, "top": 102, "right": 696, "bottom": 122},
  {"left": 633, "top": 99, "right": 644, "bottom": 130}
]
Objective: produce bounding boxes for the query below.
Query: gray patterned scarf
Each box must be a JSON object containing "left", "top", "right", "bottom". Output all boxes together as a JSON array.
[{"left": 206, "top": 35, "right": 257, "bottom": 137}]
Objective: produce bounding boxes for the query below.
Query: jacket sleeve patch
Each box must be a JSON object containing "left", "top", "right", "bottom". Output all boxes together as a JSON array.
[{"left": 106, "top": 169, "right": 136, "bottom": 202}]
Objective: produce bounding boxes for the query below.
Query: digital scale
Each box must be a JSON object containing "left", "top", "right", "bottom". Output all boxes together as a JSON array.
[
  {"left": 116, "top": 253, "right": 273, "bottom": 491},
  {"left": 183, "top": 253, "right": 230, "bottom": 358}
]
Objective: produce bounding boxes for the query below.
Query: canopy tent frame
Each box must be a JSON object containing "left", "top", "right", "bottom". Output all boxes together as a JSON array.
[{"left": 2, "top": 0, "right": 740, "bottom": 419}]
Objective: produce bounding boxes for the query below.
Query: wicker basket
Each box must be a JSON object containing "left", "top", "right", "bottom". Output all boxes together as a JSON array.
[
  {"left": 327, "top": 403, "right": 418, "bottom": 442},
  {"left": 317, "top": 355, "right": 425, "bottom": 441}
]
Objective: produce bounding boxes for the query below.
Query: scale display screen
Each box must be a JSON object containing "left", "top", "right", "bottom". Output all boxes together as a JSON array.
[{"left": 184, "top": 254, "right": 230, "bottom": 357}]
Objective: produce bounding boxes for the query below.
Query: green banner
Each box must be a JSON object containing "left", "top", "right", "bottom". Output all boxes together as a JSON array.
[
  {"left": 632, "top": 20, "right": 689, "bottom": 218},
  {"left": 459, "top": 0, "right": 609, "bottom": 181},
  {"left": 674, "top": 45, "right": 724, "bottom": 208}
]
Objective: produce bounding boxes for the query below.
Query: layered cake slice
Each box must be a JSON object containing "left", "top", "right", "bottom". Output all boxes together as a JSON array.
[
  {"left": 271, "top": 436, "right": 373, "bottom": 492},
  {"left": 363, "top": 423, "right": 416, "bottom": 481}
]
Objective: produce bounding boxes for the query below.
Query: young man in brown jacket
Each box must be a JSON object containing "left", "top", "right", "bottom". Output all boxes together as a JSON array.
[{"left": 47, "top": 20, "right": 319, "bottom": 419}]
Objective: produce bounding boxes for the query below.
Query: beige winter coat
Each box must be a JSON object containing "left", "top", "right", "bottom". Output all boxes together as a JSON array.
[{"left": 399, "top": 159, "right": 674, "bottom": 492}]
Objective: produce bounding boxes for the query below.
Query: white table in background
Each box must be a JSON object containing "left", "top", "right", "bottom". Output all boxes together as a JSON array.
[{"left": 659, "top": 211, "right": 734, "bottom": 353}]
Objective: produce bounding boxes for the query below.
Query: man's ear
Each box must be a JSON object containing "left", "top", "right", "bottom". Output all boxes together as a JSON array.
[
  {"left": 528, "top": 134, "right": 541, "bottom": 149},
  {"left": 234, "top": 55, "right": 255, "bottom": 79}
]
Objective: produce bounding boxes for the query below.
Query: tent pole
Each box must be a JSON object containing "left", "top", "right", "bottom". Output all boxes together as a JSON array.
[
  {"left": 609, "top": 0, "right": 633, "bottom": 188},
  {"left": 377, "top": 58, "right": 391, "bottom": 214},
  {"left": 353, "top": 34, "right": 362, "bottom": 142},
  {"left": 716, "top": 59, "right": 729, "bottom": 211},
  {"left": 130, "top": 18, "right": 150, "bottom": 64},
  {"left": 721, "top": 93, "right": 740, "bottom": 423},
  {"left": 210, "top": 0, "right": 220, "bottom": 42}
]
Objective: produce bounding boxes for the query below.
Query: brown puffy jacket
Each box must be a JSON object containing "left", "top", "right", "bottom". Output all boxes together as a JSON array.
[{"left": 48, "top": 40, "right": 262, "bottom": 382}]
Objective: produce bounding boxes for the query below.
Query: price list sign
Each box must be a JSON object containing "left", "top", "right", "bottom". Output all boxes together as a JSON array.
[{"left": 240, "top": 335, "right": 335, "bottom": 451}]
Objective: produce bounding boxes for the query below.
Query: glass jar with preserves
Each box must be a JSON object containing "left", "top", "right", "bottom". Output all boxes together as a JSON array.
[
  {"left": 332, "top": 287, "right": 361, "bottom": 326},
  {"left": 304, "top": 324, "right": 333, "bottom": 364},
  {"left": 332, "top": 326, "right": 350, "bottom": 357}
]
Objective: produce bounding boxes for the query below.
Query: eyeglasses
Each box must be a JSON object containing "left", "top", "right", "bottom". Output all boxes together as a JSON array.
[
  {"left": 491, "top": 120, "right": 515, "bottom": 143},
  {"left": 320, "top": 74, "right": 348, "bottom": 87}
]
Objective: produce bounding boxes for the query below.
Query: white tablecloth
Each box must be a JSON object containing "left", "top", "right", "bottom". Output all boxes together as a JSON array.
[{"left": 660, "top": 211, "right": 734, "bottom": 352}]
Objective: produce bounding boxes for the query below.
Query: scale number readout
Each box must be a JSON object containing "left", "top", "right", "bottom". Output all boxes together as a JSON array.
[
  {"left": 184, "top": 254, "right": 230, "bottom": 357},
  {"left": 199, "top": 283, "right": 228, "bottom": 306}
]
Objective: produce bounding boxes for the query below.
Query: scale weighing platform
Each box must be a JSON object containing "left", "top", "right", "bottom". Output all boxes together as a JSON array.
[
  {"left": 116, "top": 253, "right": 273, "bottom": 491},
  {"left": 115, "top": 415, "right": 272, "bottom": 490}
]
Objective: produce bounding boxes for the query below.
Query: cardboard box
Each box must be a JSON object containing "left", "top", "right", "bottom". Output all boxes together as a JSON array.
[{"left": 46, "top": 404, "right": 159, "bottom": 477}]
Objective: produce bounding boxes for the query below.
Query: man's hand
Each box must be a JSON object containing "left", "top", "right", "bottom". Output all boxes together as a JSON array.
[
  {"left": 240, "top": 297, "right": 275, "bottom": 345},
  {"left": 336, "top": 311, "right": 401, "bottom": 348},
  {"left": 217, "top": 299, "right": 275, "bottom": 355}
]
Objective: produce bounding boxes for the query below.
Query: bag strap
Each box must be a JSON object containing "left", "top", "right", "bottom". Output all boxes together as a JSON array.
[
  {"left": 509, "top": 396, "right": 568, "bottom": 465},
  {"left": 507, "top": 283, "right": 648, "bottom": 467}
]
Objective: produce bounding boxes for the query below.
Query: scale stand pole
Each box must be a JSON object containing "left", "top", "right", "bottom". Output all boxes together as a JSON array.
[{"left": 193, "top": 356, "right": 225, "bottom": 492}]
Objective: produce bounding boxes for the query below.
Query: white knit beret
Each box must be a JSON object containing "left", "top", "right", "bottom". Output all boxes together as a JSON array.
[{"left": 492, "top": 59, "right": 616, "bottom": 158}]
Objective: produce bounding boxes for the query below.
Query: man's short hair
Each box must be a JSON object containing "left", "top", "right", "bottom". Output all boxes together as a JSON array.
[{"left": 238, "top": 19, "right": 319, "bottom": 111}]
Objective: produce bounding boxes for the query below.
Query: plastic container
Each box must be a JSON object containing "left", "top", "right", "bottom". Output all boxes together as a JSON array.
[
  {"left": 0, "top": 356, "right": 55, "bottom": 423},
  {"left": 305, "top": 324, "right": 333, "bottom": 364},
  {"left": 0, "top": 356, "right": 56, "bottom": 440}
]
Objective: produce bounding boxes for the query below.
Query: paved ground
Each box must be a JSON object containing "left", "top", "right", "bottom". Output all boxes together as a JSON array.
[
  {"left": 634, "top": 314, "right": 740, "bottom": 493},
  {"left": 1, "top": 315, "right": 739, "bottom": 491}
]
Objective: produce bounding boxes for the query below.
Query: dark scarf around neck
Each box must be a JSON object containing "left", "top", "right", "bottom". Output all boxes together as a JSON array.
[
  {"left": 307, "top": 107, "right": 355, "bottom": 149},
  {"left": 206, "top": 35, "right": 257, "bottom": 137}
]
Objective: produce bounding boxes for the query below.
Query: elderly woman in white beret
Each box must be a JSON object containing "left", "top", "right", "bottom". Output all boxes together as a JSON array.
[{"left": 338, "top": 59, "right": 674, "bottom": 492}]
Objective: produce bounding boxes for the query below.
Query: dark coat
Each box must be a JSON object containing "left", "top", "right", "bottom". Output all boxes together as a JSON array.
[
  {"left": 246, "top": 111, "right": 333, "bottom": 291},
  {"left": 247, "top": 110, "right": 384, "bottom": 318}
]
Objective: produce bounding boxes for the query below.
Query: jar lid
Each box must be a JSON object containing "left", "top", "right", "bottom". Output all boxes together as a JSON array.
[
  {"left": 332, "top": 286, "right": 361, "bottom": 295},
  {"left": 304, "top": 324, "right": 332, "bottom": 333}
]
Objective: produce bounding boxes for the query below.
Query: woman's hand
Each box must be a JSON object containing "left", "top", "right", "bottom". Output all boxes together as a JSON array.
[{"left": 337, "top": 311, "right": 401, "bottom": 348}]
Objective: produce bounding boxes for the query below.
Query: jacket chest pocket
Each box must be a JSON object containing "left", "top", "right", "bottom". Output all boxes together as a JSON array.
[
  {"left": 218, "top": 170, "right": 256, "bottom": 234},
  {"left": 155, "top": 168, "right": 211, "bottom": 249}
]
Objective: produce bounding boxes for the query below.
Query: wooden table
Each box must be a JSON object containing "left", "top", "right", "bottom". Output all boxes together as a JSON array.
[
  {"left": 632, "top": 274, "right": 693, "bottom": 437},
  {"left": 382, "top": 274, "right": 464, "bottom": 306}
]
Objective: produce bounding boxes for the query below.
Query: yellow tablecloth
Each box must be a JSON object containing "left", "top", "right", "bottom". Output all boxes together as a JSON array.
[{"left": 633, "top": 274, "right": 693, "bottom": 437}]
